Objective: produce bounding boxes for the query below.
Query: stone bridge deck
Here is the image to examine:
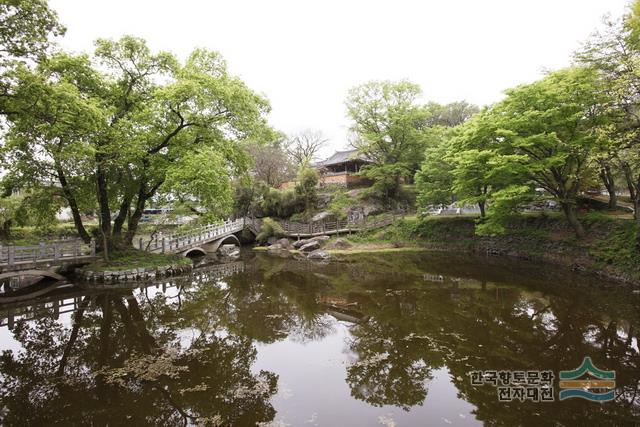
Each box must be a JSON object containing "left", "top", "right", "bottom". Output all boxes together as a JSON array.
[{"left": 140, "top": 219, "right": 245, "bottom": 255}]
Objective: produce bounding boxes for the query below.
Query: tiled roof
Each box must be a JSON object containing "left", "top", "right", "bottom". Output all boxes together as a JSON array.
[{"left": 315, "top": 149, "right": 372, "bottom": 167}]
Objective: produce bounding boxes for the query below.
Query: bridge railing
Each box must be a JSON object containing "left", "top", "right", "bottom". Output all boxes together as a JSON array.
[
  {"left": 0, "top": 240, "right": 96, "bottom": 266},
  {"left": 143, "top": 219, "right": 244, "bottom": 253},
  {"left": 141, "top": 211, "right": 403, "bottom": 252}
]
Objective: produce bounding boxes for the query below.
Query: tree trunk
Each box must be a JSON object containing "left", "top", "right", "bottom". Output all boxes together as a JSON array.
[
  {"left": 634, "top": 195, "right": 640, "bottom": 252},
  {"left": 599, "top": 165, "right": 617, "bottom": 209},
  {"left": 124, "top": 192, "right": 148, "bottom": 246},
  {"left": 112, "top": 193, "right": 133, "bottom": 246},
  {"left": 1, "top": 219, "right": 11, "bottom": 240},
  {"left": 561, "top": 202, "right": 585, "bottom": 238},
  {"left": 621, "top": 162, "right": 637, "bottom": 220},
  {"left": 96, "top": 163, "right": 112, "bottom": 256},
  {"left": 57, "top": 296, "right": 90, "bottom": 377},
  {"left": 478, "top": 201, "right": 486, "bottom": 218},
  {"left": 124, "top": 178, "right": 163, "bottom": 247},
  {"left": 56, "top": 165, "right": 91, "bottom": 243},
  {"left": 98, "top": 296, "right": 113, "bottom": 367}
]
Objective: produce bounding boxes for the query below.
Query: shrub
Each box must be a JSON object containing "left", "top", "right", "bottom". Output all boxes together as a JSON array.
[
  {"left": 256, "top": 217, "right": 284, "bottom": 244},
  {"left": 260, "top": 187, "right": 303, "bottom": 218},
  {"left": 294, "top": 164, "right": 319, "bottom": 216}
]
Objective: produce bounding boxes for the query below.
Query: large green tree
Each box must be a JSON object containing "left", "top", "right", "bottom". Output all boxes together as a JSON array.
[
  {"left": 487, "top": 67, "right": 607, "bottom": 237},
  {"left": 577, "top": 0, "right": 640, "bottom": 224},
  {"left": 2, "top": 36, "right": 272, "bottom": 251},
  {"left": 415, "top": 128, "right": 456, "bottom": 209},
  {"left": 346, "top": 80, "right": 429, "bottom": 203},
  {"left": 416, "top": 112, "right": 525, "bottom": 220}
]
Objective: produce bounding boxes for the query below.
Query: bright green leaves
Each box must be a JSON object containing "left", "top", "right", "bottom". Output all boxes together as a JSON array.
[
  {"left": 415, "top": 129, "right": 455, "bottom": 208},
  {"left": 2, "top": 34, "right": 274, "bottom": 244},
  {"left": 416, "top": 67, "right": 604, "bottom": 237},
  {"left": 162, "top": 147, "right": 233, "bottom": 220},
  {"left": 492, "top": 67, "right": 605, "bottom": 199},
  {"left": 0, "top": 0, "right": 64, "bottom": 64},
  {"left": 346, "top": 80, "right": 430, "bottom": 204},
  {"left": 346, "top": 80, "right": 427, "bottom": 165},
  {"left": 294, "top": 163, "right": 319, "bottom": 218}
]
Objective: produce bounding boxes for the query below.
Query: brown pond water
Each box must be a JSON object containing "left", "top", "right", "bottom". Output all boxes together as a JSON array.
[{"left": 0, "top": 252, "right": 639, "bottom": 426}]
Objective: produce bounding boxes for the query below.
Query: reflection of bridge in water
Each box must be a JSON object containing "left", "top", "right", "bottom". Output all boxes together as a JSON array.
[{"left": 0, "top": 261, "right": 245, "bottom": 330}]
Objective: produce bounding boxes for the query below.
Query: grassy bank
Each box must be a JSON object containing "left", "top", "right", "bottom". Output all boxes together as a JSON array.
[
  {"left": 253, "top": 245, "right": 427, "bottom": 255},
  {"left": 256, "top": 214, "right": 640, "bottom": 286},
  {"left": 81, "top": 248, "right": 192, "bottom": 272},
  {"left": 352, "top": 214, "right": 640, "bottom": 286}
]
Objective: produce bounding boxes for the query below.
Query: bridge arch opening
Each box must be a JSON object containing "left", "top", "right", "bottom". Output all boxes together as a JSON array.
[
  {"left": 184, "top": 247, "right": 207, "bottom": 258},
  {"left": 211, "top": 234, "right": 241, "bottom": 253}
]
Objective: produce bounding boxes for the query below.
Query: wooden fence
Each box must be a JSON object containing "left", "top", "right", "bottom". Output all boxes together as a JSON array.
[{"left": 280, "top": 212, "right": 402, "bottom": 237}]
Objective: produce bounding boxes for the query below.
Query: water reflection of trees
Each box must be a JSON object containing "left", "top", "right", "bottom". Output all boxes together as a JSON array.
[
  {"left": 235, "top": 253, "right": 640, "bottom": 424},
  {"left": 326, "top": 254, "right": 640, "bottom": 425},
  {"left": 0, "top": 290, "right": 277, "bottom": 426},
  {"left": 1, "top": 253, "right": 639, "bottom": 425}
]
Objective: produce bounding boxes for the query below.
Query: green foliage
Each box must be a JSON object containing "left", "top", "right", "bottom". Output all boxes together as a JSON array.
[
  {"left": 326, "top": 189, "right": 353, "bottom": 219},
  {"left": 0, "top": 0, "right": 64, "bottom": 63},
  {"left": 19, "top": 187, "right": 62, "bottom": 233},
  {"left": 415, "top": 128, "right": 455, "bottom": 208},
  {"left": 0, "top": 194, "right": 26, "bottom": 238},
  {"left": 489, "top": 67, "right": 606, "bottom": 237},
  {"left": 475, "top": 185, "right": 533, "bottom": 236},
  {"left": 346, "top": 80, "right": 429, "bottom": 201},
  {"left": 417, "top": 67, "right": 607, "bottom": 238},
  {"left": 232, "top": 178, "right": 259, "bottom": 218},
  {"left": 0, "top": 186, "right": 64, "bottom": 239},
  {"left": 589, "top": 222, "right": 640, "bottom": 272},
  {"left": 424, "top": 101, "right": 479, "bottom": 127},
  {"left": 260, "top": 187, "right": 302, "bottom": 219},
  {"left": 294, "top": 163, "right": 319, "bottom": 216},
  {"left": 2, "top": 222, "right": 78, "bottom": 245},
  {"left": 162, "top": 146, "right": 234, "bottom": 221},
  {"left": 0, "top": 0, "right": 65, "bottom": 116},
  {"left": 415, "top": 216, "right": 477, "bottom": 240},
  {"left": 577, "top": 3, "right": 640, "bottom": 226},
  {"left": 2, "top": 35, "right": 273, "bottom": 250},
  {"left": 255, "top": 164, "right": 320, "bottom": 220},
  {"left": 359, "top": 163, "right": 412, "bottom": 207},
  {"left": 256, "top": 217, "right": 284, "bottom": 244}
]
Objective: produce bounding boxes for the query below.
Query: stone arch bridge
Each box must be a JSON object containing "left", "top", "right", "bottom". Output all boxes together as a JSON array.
[{"left": 141, "top": 219, "right": 246, "bottom": 257}]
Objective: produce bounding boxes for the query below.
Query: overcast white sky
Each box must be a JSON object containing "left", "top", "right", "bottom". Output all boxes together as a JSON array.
[{"left": 50, "top": 0, "right": 630, "bottom": 157}]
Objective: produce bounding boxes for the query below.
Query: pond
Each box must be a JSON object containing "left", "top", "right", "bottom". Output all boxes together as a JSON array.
[{"left": 0, "top": 252, "right": 639, "bottom": 426}]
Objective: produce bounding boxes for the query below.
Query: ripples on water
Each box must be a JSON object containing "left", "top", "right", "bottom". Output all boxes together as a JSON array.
[{"left": 0, "top": 252, "right": 638, "bottom": 426}]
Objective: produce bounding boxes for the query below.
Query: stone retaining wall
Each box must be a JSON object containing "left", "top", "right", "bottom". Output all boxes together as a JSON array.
[{"left": 78, "top": 263, "right": 193, "bottom": 283}]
